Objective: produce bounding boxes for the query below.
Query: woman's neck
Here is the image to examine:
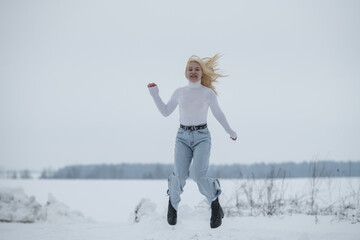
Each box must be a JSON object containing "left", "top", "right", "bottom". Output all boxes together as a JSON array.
[{"left": 188, "top": 80, "right": 202, "bottom": 88}]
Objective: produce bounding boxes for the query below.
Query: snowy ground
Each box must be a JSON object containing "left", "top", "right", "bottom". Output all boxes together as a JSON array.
[
  {"left": 1, "top": 214, "right": 358, "bottom": 240},
  {"left": 0, "top": 179, "right": 359, "bottom": 240}
]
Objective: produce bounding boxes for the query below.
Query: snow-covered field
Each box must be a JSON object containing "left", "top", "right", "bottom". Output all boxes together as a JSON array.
[{"left": 0, "top": 178, "right": 359, "bottom": 240}]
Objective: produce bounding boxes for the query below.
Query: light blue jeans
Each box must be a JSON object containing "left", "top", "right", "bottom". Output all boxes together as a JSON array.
[{"left": 168, "top": 127, "right": 222, "bottom": 210}]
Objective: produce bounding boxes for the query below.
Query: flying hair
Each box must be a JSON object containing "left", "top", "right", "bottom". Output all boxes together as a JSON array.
[{"left": 185, "top": 53, "right": 227, "bottom": 95}]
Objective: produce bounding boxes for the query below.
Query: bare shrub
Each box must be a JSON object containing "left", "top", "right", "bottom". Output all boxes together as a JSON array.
[
  {"left": 260, "top": 167, "right": 287, "bottom": 216},
  {"left": 308, "top": 160, "right": 326, "bottom": 215},
  {"left": 221, "top": 162, "right": 359, "bottom": 223},
  {"left": 334, "top": 178, "right": 360, "bottom": 223},
  {"left": 240, "top": 174, "right": 262, "bottom": 216}
]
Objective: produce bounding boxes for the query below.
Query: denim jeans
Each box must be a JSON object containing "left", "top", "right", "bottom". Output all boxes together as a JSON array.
[{"left": 168, "top": 127, "right": 222, "bottom": 210}]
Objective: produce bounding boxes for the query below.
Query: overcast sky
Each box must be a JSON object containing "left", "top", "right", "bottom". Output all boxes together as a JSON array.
[{"left": 1, "top": 0, "right": 359, "bottom": 171}]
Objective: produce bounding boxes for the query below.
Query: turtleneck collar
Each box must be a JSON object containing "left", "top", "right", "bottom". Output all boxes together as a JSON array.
[{"left": 188, "top": 80, "right": 202, "bottom": 88}]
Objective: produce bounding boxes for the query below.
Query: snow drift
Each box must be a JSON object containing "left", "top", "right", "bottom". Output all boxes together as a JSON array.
[{"left": 0, "top": 187, "right": 90, "bottom": 223}]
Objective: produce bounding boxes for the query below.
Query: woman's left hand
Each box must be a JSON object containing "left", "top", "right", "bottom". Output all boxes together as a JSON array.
[{"left": 147, "top": 83, "right": 157, "bottom": 88}]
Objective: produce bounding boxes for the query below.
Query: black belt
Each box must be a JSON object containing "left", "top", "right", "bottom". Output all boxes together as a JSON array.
[{"left": 180, "top": 124, "right": 207, "bottom": 131}]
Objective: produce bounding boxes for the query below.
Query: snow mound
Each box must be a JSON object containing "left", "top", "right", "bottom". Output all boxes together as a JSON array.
[
  {"left": 0, "top": 188, "right": 43, "bottom": 223},
  {"left": 0, "top": 187, "right": 90, "bottom": 223},
  {"left": 130, "top": 198, "right": 210, "bottom": 225},
  {"left": 132, "top": 198, "right": 157, "bottom": 223},
  {"left": 44, "top": 193, "right": 91, "bottom": 223}
]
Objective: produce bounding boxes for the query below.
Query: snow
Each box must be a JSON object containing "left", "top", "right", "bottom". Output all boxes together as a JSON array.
[
  {"left": 0, "top": 179, "right": 359, "bottom": 240},
  {"left": 0, "top": 187, "right": 90, "bottom": 224},
  {"left": 0, "top": 188, "right": 43, "bottom": 223}
]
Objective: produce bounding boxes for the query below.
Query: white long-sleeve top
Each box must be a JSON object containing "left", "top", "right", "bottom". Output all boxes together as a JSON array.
[{"left": 148, "top": 80, "right": 237, "bottom": 139}]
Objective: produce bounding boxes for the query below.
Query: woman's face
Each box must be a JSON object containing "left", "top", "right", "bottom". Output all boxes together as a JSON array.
[{"left": 186, "top": 61, "right": 202, "bottom": 82}]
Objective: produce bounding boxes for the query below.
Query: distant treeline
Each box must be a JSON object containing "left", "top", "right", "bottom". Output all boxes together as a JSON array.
[{"left": 40, "top": 161, "right": 360, "bottom": 179}]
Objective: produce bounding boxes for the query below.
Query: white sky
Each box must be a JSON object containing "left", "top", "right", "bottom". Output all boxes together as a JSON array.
[{"left": 0, "top": 0, "right": 360, "bottom": 170}]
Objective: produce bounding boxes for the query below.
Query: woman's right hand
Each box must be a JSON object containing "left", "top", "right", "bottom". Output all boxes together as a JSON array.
[{"left": 147, "top": 83, "right": 157, "bottom": 88}]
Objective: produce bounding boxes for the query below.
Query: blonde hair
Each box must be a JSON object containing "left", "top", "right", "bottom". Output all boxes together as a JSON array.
[{"left": 185, "top": 54, "right": 227, "bottom": 95}]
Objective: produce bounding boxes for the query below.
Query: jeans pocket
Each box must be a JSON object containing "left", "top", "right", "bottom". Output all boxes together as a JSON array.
[
  {"left": 177, "top": 128, "right": 184, "bottom": 134},
  {"left": 197, "top": 129, "right": 209, "bottom": 134}
]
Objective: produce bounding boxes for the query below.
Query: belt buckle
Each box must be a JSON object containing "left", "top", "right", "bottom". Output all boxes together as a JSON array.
[{"left": 191, "top": 126, "right": 195, "bottom": 131}]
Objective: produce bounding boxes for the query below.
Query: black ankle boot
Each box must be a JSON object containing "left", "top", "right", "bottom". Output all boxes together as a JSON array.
[
  {"left": 167, "top": 200, "right": 177, "bottom": 225},
  {"left": 210, "top": 198, "right": 224, "bottom": 228}
]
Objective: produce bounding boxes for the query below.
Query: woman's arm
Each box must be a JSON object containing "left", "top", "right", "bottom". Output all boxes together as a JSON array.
[
  {"left": 148, "top": 83, "right": 179, "bottom": 117},
  {"left": 208, "top": 91, "right": 237, "bottom": 141}
]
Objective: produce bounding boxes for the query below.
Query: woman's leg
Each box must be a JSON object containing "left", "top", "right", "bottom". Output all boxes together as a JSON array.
[
  {"left": 168, "top": 130, "right": 192, "bottom": 211},
  {"left": 192, "top": 129, "right": 222, "bottom": 204}
]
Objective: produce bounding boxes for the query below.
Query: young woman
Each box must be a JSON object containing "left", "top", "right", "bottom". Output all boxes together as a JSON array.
[{"left": 147, "top": 54, "right": 237, "bottom": 228}]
